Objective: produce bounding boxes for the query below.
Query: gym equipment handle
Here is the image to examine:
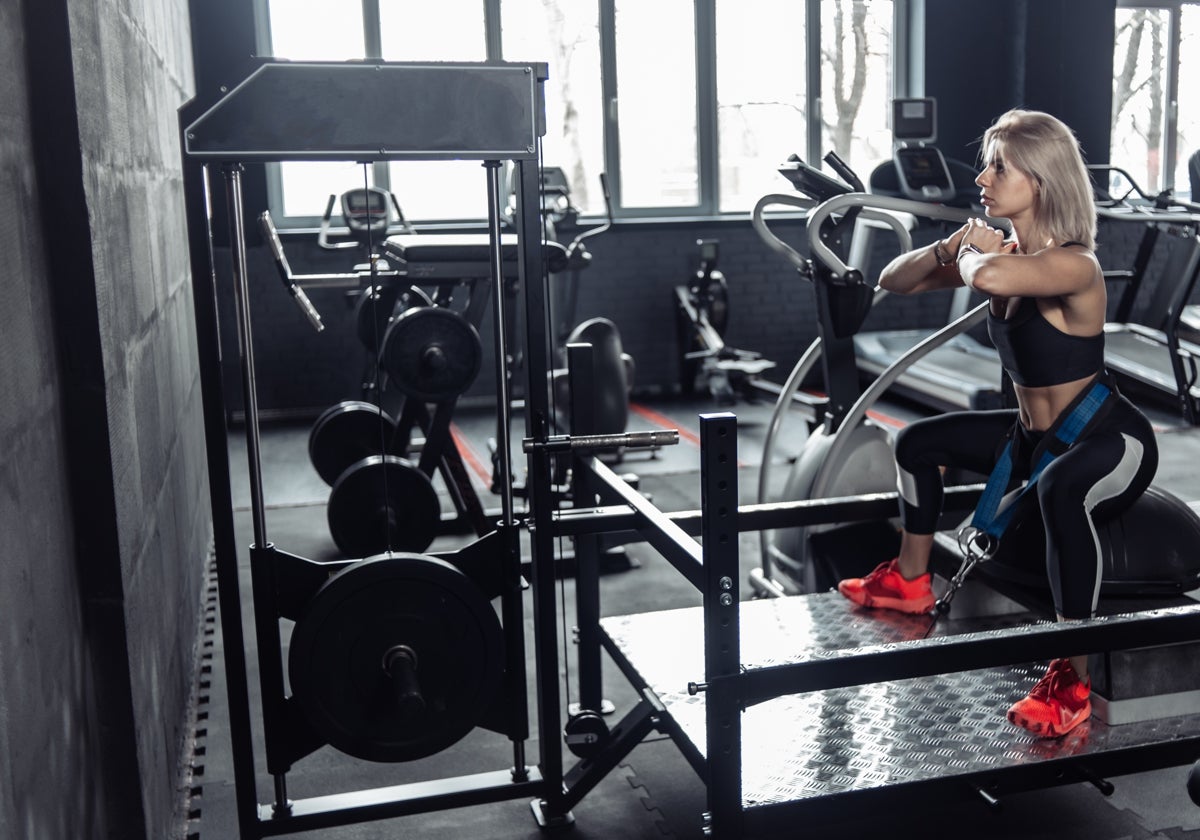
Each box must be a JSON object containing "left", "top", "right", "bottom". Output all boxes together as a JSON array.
[
  {"left": 383, "top": 645, "right": 427, "bottom": 718},
  {"left": 258, "top": 211, "right": 325, "bottom": 333},
  {"left": 523, "top": 430, "right": 680, "bottom": 453}
]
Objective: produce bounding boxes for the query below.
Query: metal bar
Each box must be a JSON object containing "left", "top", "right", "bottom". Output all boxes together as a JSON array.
[
  {"left": 722, "top": 606, "right": 1200, "bottom": 708},
  {"left": 180, "top": 154, "right": 260, "bottom": 837},
  {"left": 549, "top": 485, "right": 985, "bottom": 538},
  {"left": 517, "top": 155, "right": 567, "bottom": 818},
  {"left": 586, "top": 456, "right": 705, "bottom": 590},
  {"left": 482, "top": 160, "right": 531, "bottom": 777},
  {"left": 568, "top": 343, "right": 604, "bottom": 714},
  {"left": 253, "top": 769, "right": 546, "bottom": 836},
  {"left": 700, "top": 412, "right": 742, "bottom": 840},
  {"left": 558, "top": 700, "right": 659, "bottom": 813},
  {"left": 222, "top": 164, "right": 268, "bottom": 548}
]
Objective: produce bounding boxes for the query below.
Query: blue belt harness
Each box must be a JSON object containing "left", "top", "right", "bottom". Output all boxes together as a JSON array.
[{"left": 936, "top": 376, "right": 1115, "bottom": 616}]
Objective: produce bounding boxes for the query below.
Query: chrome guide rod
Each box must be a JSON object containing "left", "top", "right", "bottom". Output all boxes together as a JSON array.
[
  {"left": 221, "top": 164, "right": 268, "bottom": 549},
  {"left": 485, "top": 161, "right": 516, "bottom": 528}
]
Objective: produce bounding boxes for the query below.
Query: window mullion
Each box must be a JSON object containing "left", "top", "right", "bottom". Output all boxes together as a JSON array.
[
  {"left": 695, "top": 0, "right": 718, "bottom": 215},
  {"left": 805, "top": 0, "right": 822, "bottom": 164},
  {"left": 1164, "top": 3, "right": 1182, "bottom": 189},
  {"left": 599, "top": 0, "right": 621, "bottom": 214},
  {"left": 362, "top": 0, "right": 381, "bottom": 57}
]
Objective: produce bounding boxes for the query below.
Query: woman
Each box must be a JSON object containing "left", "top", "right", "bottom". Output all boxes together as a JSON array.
[{"left": 836, "top": 110, "right": 1158, "bottom": 738}]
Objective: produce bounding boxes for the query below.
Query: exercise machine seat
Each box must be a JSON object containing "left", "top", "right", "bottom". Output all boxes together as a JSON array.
[
  {"left": 979, "top": 484, "right": 1200, "bottom": 597},
  {"left": 560, "top": 317, "right": 630, "bottom": 435}
]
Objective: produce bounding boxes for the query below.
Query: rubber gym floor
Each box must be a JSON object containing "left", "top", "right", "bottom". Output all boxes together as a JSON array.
[{"left": 189, "top": 390, "right": 1200, "bottom": 840}]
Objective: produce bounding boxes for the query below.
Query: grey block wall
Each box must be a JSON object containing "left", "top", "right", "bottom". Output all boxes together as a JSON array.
[
  {"left": 0, "top": 9, "right": 96, "bottom": 839},
  {"left": 2, "top": 1, "right": 207, "bottom": 839}
]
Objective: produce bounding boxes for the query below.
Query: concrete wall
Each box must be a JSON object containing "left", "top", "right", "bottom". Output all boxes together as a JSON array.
[
  {"left": 1, "top": 1, "right": 207, "bottom": 838},
  {"left": 68, "top": 0, "right": 207, "bottom": 834},
  {"left": 0, "top": 5, "right": 96, "bottom": 837}
]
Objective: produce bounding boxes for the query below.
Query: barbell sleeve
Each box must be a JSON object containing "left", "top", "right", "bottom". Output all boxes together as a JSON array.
[{"left": 522, "top": 429, "right": 680, "bottom": 453}]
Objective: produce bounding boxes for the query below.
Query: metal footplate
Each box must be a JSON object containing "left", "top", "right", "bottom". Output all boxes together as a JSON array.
[{"left": 599, "top": 592, "right": 1200, "bottom": 817}]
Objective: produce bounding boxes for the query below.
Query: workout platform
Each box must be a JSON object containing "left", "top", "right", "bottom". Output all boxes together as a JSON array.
[{"left": 601, "top": 592, "right": 1200, "bottom": 820}]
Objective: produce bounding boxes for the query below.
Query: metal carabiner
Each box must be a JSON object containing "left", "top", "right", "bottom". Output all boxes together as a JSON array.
[{"left": 956, "top": 525, "right": 997, "bottom": 563}]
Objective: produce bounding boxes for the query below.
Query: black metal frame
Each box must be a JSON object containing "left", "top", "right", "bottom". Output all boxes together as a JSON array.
[
  {"left": 178, "top": 59, "right": 566, "bottom": 838},
  {"left": 547, "top": 434, "right": 1200, "bottom": 837}
]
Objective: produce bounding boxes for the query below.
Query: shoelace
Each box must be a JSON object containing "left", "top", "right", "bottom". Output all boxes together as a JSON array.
[
  {"left": 863, "top": 561, "right": 894, "bottom": 583},
  {"left": 1028, "top": 662, "right": 1080, "bottom": 703}
]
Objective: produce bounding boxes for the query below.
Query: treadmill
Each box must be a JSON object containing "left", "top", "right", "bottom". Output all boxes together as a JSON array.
[
  {"left": 1088, "top": 165, "right": 1200, "bottom": 423},
  {"left": 851, "top": 99, "right": 1007, "bottom": 411}
]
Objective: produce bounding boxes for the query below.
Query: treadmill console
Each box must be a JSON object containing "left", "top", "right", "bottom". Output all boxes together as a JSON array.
[
  {"left": 340, "top": 186, "right": 392, "bottom": 238},
  {"left": 890, "top": 98, "right": 956, "bottom": 204}
]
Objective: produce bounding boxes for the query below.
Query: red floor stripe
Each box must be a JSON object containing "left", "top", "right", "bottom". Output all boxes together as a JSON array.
[
  {"left": 800, "top": 388, "right": 909, "bottom": 429},
  {"left": 629, "top": 402, "right": 747, "bottom": 467},
  {"left": 629, "top": 403, "right": 701, "bottom": 446},
  {"left": 450, "top": 422, "right": 492, "bottom": 488}
]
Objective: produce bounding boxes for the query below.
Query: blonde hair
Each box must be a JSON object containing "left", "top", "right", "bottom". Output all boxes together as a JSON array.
[{"left": 981, "top": 109, "right": 1097, "bottom": 250}]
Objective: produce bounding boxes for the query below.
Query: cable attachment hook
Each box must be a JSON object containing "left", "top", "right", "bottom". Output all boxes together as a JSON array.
[{"left": 933, "top": 526, "right": 997, "bottom": 617}]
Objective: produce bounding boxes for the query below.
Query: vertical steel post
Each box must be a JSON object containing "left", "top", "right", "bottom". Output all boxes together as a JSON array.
[
  {"left": 518, "top": 155, "right": 569, "bottom": 820},
  {"left": 699, "top": 412, "right": 741, "bottom": 838},
  {"left": 568, "top": 342, "right": 604, "bottom": 713},
  {"left": 221, "top": 164, "right": 290, "bottom": 817},
  {"left": 484, "top": 161, "right": 531, "bottom": 777}
]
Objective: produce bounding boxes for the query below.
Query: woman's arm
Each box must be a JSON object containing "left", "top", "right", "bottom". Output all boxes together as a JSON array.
[
  {"left": 878, "top": 223, "right": 970, "bottom": 295},
  {"left": 956, "top": 219, "right": 1095, "bottom": 298}
]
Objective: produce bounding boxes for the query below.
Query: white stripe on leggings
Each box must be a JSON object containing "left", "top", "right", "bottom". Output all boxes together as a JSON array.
[{"left": 1082, "top": 433, "right": 1144, "bottom": 612}]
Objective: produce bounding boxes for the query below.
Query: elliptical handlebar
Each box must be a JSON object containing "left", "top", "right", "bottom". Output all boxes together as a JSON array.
[
  {"left": 317, "top": 194, "right": 358, "bottom": 250},
  {"left": 258, "top": 211, "right": 325, "bottom": 333},
  {"left": 804, "top": 192, "right": 993, "bottom": 280}
]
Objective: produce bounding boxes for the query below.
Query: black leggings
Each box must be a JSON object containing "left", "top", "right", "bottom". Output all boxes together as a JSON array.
[{"left": 893, "top": 394, "right": 1157, "bottom": 618}]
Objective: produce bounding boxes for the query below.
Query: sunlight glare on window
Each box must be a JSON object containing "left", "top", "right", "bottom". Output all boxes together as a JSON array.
[
  {"left": 819, "top": 0, "right": 893, "bottom": 177},
  {"left": 1111, "top": 7, "right": 1170, "bottom": 193},
  {"left": 388, "top": 162, "right": 490, "bottom": 222},
  {"left": 266, "top": 0, "right": 365, "bottom": 59},
  {"left": 279, "top": 162, "right": 375, "bottom": 218},
  {"left": 614, "top": 0, "right": 699, "bottom": 208},
  {"left": 501, "top": 0, "right": 605, "bottom": 214},
  {"left": 380, "top": 0, "right": 486, "bottom": 60},
  {"left": 715, "top": 0, "right": 806, "bottom": 212}
]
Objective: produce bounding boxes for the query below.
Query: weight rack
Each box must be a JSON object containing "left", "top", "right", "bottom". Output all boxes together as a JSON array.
[{"left": 178, "top": 58, "right": 586, "bottom": 836}]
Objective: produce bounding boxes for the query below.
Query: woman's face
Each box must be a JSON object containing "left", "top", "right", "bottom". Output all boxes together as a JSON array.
[{"left": 975, "top": 141, "right": 1038, "bottom": 220}]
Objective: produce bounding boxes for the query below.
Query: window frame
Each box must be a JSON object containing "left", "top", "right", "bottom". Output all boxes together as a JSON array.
[
  {"left": 1114, "top": 0, "right": 1196, "bottom": 194},
  {"left": 254, "top": 0, "right": 911, "bottom": 225}
]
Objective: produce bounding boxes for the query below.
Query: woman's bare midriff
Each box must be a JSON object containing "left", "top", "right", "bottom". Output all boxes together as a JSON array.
[{"left": 1014, "top": 373, "right": 1099, "bottom": 431}]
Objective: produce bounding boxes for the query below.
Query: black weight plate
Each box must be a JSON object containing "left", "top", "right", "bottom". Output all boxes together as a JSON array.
[
  {"left": 355, "top": 285, "right": 434, "bottom": 353},
  {"left": 327, "top": 455, "right": 439, "bottom": 557},
  {"left": 308, "top": 401, "right": 397, "bottom": 486},
  {"left": 288, "top": 553, "right": 504, "bottom": 763},
  {"left": 380, "top": 307, "right": 482, "bottom": 402}
]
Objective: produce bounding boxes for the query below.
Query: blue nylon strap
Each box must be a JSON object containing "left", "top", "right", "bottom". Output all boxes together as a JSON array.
[{"left": 969, "top": 381, "right": 1111, "bottom": 541}]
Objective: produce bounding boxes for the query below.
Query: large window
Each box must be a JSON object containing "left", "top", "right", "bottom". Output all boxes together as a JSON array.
[
  {"left": 258, "top": 0, "right": 903, "bottom": 223},
  {"left": 1112, "top": 1, "right": 1200, "bottom": 198}
]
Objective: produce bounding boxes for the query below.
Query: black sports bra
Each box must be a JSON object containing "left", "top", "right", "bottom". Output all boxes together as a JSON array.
[{"left": 986, "top": 242, "right": 1104, "bottom": 388}]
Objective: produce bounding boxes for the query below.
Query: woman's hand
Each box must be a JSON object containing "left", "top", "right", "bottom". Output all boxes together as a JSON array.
[
  {"left": 941, "top": 223, "right": 970, "bottom": 257},
  {"left": 959, "top": 217, "right": 1007, "bottom": 256}
]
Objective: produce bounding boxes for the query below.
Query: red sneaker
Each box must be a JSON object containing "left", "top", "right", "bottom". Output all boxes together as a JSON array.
[
  {"left": 1007, "top": 658, "right": 1091, "bottom": 738},
  {"left": 836, "top": 559, "right": 935, "bottom": 615}
]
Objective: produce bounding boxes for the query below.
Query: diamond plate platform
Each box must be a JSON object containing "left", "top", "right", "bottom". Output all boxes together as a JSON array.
[{"left": 600, "top": 592, "right": 1200, "bottom": 812}]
